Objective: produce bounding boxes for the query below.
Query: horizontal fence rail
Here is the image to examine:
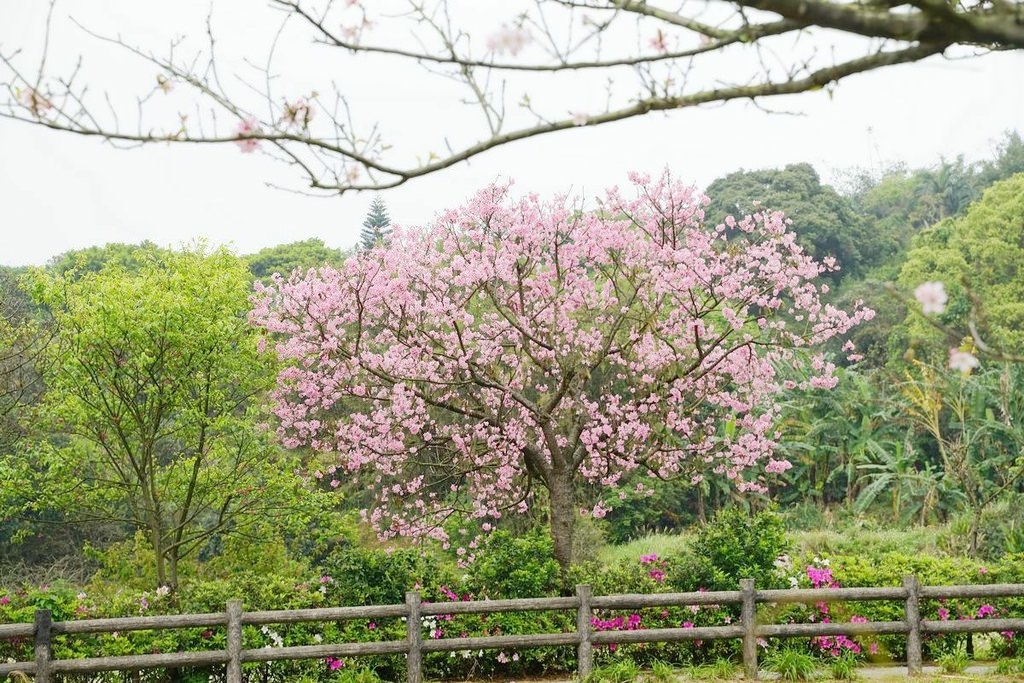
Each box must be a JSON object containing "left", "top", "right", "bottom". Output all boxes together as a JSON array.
[{"left": 2, "top": 577, "right": 1023, "bottom": 682}]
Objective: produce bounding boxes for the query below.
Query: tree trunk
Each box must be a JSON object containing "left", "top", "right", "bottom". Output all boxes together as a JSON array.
[
  {"left": 168, "top": 547, "right": 179, "bottom": 591},
  {"left": 548, "top": 470, "right": 575, "bottom": 572},
  {"left": 151, "top": 523, "right": 168, "bottom": 588},
  {"left": 968, "top": 510, "right": 982, "bottom": 558}
]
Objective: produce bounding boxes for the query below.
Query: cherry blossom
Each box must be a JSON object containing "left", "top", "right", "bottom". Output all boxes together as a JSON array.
[
  {"left": 914, "top": 281, "right": 948, "bottom": 315},
  {"left": 234, "top": 117, "right": 261, "bottom": 153},
  {"left": 251, "top": 171, "right": 872, "bottom": 566},
  {"left": 570, "top": 112, "right": 590, "bottom": 126},
  {"left": 486, "top": 25, "right": 531, "bottom": 56},
  {"left": 282, "top": 98, "right": 315, "bottom": 129},
  {"left": 649, "top": 30, "right": 668, "bottom": 52}
]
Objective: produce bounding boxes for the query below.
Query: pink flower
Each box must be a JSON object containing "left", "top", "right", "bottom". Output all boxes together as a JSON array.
[
  {"left": 234, "top": 117, "right": 261, "bottom": 153},
  {"left": 486, "top": 25, "right": 531, "bottom": 56},
  {"left": 649, "top": 30, "right": 668, "bottom": 52},
  {"left": 282, "top": 98, "right": 315, "bottom": 129},
  {"left": 649, "top": 569, "right": 665, "bottom": 583},
  {"left": 326, "top": 657, "right": 344, "bottom": 670},
  {"left": 640, "top": 553, "right": 659, "bottom": 565},
  {"left": 938, "top": 607, "right": 950, "bottom": 620},
  {"left": 978, "top": 604, "right": 996, "bottom": 618},
  {"left": 949, "top": 349, "right": 979, "bottom": 373},
  {"left": 914, "top": 281, "right": 947, "bottom": 315},
  {"left": 0, "top": 595, "right": 9, "bottom": 606}
]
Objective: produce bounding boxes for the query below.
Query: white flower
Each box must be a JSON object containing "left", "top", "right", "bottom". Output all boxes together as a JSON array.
[
  {"left": 949, "top": 349, "right": 980, "bottom": 373},
  {"left": 914, "top": 281, "right": 948, "bottom": 315},
  {"left": 570, "top": 112, "right": 589, "bottom": 126},
  {"left": 789, "top": 577, "right": 800, "bottom": 589},
  {"left": 313, "top": 633, "right": 323, "bottom": 643},
  {"left": 155, "top": 585, "right": 170, "bottom": 598}
]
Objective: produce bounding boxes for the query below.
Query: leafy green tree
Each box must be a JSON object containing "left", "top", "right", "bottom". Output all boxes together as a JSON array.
[
  {"left": 246, "top": 238, "right": 346, "bottom": 280},
  {"left": 705, "top": 163, "right": 885, "bottom": 278},
  {"left": 4, "top": 247, "right": 307, "bottom": 589},
  {"left": 901, "top": 363, "right": 1024, "bottom": 556},
  {"left": 47, "top": 241, "right": 168, "bottom": 276},
  {"left": 898, "top": 173, "right": 1024, "bottom": 358},
  {"left": 977, "top": 131, "right": 1024, "bottom": 189},
  {"left": 776, "top": 368, "right": 904, "bottom": 509},
  {"left": 0, "top": 269, "right": 46, "bottom": 452},
  {"left": 360, "top": 196, "right": 391, "bottom": 249}
]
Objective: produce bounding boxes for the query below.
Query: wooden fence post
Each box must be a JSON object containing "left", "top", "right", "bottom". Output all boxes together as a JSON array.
[
  {"left": 740, "top": 579, "right": 758, "bottom": 680},
  {"left": 576, "top": 584, "right": 594, "bottom": 680},
  {"left": 406, "top": 591, "right": 423, "bottom": 683},
  {"left": 226, "top": 600, "right": 243, "bottom": 683},
  {"left": 904, "top": 575, "right": 922, "bottom": 675},
  {"left": 34, "top": 608, "right": 52, "bottom": 683}
]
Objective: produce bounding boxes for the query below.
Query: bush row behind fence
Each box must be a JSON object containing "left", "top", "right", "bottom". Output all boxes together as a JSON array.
[{"left": 3, "top": 577, "right": 1024, "bottom": 682}]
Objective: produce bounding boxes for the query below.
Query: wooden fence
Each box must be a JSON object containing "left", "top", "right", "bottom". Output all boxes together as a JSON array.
[{"left": 2, "top": 577, "right": 1023, "bottom": 682}]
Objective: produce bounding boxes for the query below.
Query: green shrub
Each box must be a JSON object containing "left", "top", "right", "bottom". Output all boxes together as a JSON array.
[
  {"left": 467, "top": 529, "right": 562, "bottom": 598},
  {"left": 692, "top": 507, "right": 789, "bottom": 589}
]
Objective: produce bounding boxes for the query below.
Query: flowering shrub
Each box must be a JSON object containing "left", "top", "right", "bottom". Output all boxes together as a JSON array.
[{"left": 4, "top": 541, "right": 1024, "bottom": 679}]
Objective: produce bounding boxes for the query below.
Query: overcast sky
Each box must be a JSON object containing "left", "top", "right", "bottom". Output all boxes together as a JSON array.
[{"left": 1, "top": 0, "right": 1021, "bottom": 267}]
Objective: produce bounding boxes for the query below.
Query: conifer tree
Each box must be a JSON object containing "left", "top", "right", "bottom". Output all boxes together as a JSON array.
[{"left": 360, "top": 197, "right": 391, "bottom": 249}]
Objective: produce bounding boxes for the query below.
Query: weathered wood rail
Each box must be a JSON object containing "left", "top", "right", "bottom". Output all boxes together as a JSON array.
[{"left": 2, "top": 577, "right": 1023, "bottom": 682}]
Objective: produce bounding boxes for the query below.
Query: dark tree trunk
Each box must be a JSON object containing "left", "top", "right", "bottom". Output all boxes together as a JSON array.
[{"left": 549, "top": 470, "right": 576, "bottom": 572}]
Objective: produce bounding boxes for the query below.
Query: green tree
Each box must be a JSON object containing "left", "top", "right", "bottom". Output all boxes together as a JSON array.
[
  {"left": 360, "top": 196, "right": 391, "bottom": 249},
  {"left": 47, "top": 241, "right": 168, "bottom": 276},
  {"left": 0, "top": 269, "right": 47, "bottom": 451},
  {"left": 898, "top": 173, "right": 1024, "bottom": 359},
  {"left": 6, "top": 247, "right": 303, "bottom": 589},
  {"left": 705, "top": 163, "right": 885, "bottom": 279},
  {"left": 246, "top": 238, "right": 346, "bottom": 280},
  {"left": 902, "top": 363, "right": 1024, "bottom": 556}
]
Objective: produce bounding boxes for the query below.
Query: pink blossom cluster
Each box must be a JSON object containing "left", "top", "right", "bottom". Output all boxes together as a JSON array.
[{"left": 251, "top": 171, "right": 873, "bottom": 548}]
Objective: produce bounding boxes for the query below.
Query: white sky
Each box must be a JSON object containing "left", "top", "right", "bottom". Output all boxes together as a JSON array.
[{"left": 0, "top": 0, "right": 1021, "bottom": 267}]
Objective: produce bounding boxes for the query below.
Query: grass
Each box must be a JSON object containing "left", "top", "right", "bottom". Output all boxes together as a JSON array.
[
  {"left": 597, "top": 531, "right": 693, "bottom": 564},
  {"left": 829, "top": 652, "right": 859, "bottom": 681},
  {"left": 686, "top": 658, "right": 738, "bottom": 680},
  {"left": 790, "top": 526, "right": 945, "bottom": 557},
  {"left": 764, "top": 648, "right": 819, "bottom": 681},
  {"left": 936, "top": 648, "right": 972, "bottom": 674},
  {"left": 583, "top": 659, "right": 641, "bottom": 683}
]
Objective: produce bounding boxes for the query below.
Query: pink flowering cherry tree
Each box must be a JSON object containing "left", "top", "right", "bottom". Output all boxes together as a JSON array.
[{"left": 251, "top": 171, "right": 873, "bottom": 569}]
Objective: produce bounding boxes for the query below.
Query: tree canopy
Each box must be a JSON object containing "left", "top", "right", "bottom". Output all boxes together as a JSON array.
[
  {"left": 4, "top": 247, "right": 308, "bottom": 588},
  {"left": 705, "top": 163, "right": 884, "bottom": 279},
  {"left": 898, "top": 173, "right": 1024, "bottom": 357}
]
